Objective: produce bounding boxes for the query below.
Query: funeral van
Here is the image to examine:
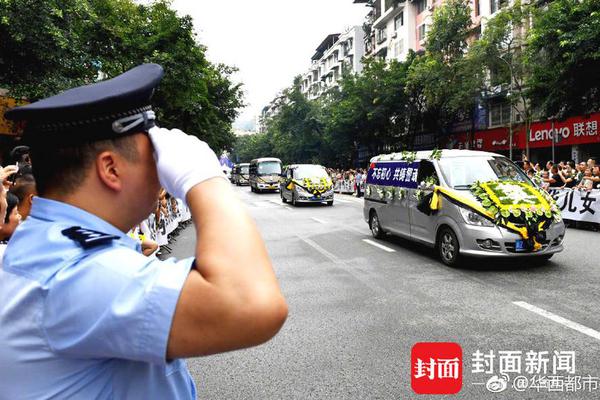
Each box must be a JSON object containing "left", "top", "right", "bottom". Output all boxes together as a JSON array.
[
  {"left": 249, "top": 157, "right": 282, "bottom": 193},
  {"left": 280, "top": 164, "right": 334, "bottom": 206},
  {"left": 363, "top": 150, "right": 565, "bottom": 266}
]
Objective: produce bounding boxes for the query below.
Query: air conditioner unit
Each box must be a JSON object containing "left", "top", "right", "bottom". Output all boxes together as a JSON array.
[{"left": 392, "top": 32, "right": 398, "bottom": 39}]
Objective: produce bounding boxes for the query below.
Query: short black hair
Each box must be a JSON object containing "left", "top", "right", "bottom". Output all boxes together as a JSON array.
[
  {"left": 29, "top": 135, "right": 140, "bottom": 196},
  {"left": 5, "top": 192, "right": 18, "bottom": 224},
  {"left": 10, "top": 145, "right": 30, "bottom": 164},
  {"left": 10, "top": 174, "right": 36, "bottom": 203}
]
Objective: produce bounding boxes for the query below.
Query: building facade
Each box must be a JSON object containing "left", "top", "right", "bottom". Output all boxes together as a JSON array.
[
  {"left": 257, "top": 92, "right": 287, "bottom": 134},
  {"left": 353, "top": 0, "right": 600, "bottom": 164},
  {"left": 300, "top": 26, "right": 365, "bottom": 100}
]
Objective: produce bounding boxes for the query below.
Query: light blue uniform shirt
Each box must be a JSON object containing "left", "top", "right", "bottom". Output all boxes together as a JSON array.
[{"left": 0, "top": 197, "right": 197, "bottom": 399}]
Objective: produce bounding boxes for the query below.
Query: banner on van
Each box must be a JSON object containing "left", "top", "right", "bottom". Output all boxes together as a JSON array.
[{"left": 367, "top": 161, "right": 421, "bottom": 189}]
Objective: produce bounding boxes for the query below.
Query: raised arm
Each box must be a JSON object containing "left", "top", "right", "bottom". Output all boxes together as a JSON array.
[{"left": 149, "top": 128, "right": 288, "bottom": 359}]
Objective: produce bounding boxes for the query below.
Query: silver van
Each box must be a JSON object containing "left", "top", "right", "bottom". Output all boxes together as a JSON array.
[
  {"left": 280, "top": 164, "right": 334, "bottom": 206},
  {"left": 363, "top": 150, "right": 565, "bottom": 266}
]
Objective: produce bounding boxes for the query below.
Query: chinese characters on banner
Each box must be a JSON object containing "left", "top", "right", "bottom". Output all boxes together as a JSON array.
[
  {"left": 367, "top": 161, "right": 420, "bottom": 189},
  {"left": 547, "top": 189, "right": 600, "bottom": 223}
]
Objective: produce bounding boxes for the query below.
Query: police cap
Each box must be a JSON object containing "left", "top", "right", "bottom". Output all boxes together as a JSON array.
[{"left": 5, "top": 64, "right": 164, "bottom": 145}]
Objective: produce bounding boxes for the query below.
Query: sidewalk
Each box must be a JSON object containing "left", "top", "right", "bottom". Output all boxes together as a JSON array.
[{"left": 336, "top": 192, "right": 364, "bottom": 204}]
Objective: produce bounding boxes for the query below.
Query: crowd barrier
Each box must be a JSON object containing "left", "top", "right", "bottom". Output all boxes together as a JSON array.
[
  {"left": 547, "top": 188, "right": 600, "bottom": 224},
  {"left": 137, "top": 199, "right": 192, "bottom": 252},
  {"left": 334, "top": 180, "right": 356, "bottom": 194}
]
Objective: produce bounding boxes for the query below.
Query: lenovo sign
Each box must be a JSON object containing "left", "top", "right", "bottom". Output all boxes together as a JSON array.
[
  {"left": 446, "top": 112, "right": 600, "bottom": 151},
  {"left": 529, "top": 126, "right": 571, "bottom": 143}
]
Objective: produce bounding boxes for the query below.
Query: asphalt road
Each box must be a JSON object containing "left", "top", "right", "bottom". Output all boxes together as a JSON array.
[{"left": 167, "top": 184, "right": 600, "bottom": 399}]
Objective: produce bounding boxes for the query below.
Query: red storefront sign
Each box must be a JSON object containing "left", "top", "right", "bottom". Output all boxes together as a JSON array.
[{"left": 445, "top": 112, "right": 600, "bottom": 151}]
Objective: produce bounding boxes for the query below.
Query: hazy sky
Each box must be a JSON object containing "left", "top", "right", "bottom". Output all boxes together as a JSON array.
[{"left": 171, "top": 0, "right": 368, "bottom": 130}]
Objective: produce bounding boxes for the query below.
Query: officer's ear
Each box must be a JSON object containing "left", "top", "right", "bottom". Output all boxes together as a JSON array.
[{"left": 95, "top": 150, "right": 123, "bottom": 192}]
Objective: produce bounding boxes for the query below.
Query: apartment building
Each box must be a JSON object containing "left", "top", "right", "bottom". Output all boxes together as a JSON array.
[
  {"left": 257, "top": 92, "right": 287, "bottom": 133},
  {"left": 356, "top": 0, "right": 504, "bottom": 62},
  {"left": 356, "top": 0, "right": 598, "bottom": 162},
  {"left": 300, "top": 26, "right": 365, "bottom": 100}
]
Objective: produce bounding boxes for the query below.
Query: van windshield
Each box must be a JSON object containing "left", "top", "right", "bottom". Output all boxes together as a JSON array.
[
  {"left": 438, "top": 156, "right": 531, "bottom": 189},
  {"left": 294, "top": 165, "right": 328, "bottom": 179},
  {"left": 257, "top": 161, "right": 281, "bottom": 175},
  {"left": 241, "top": 166, "right": 249, "bottom": 174}
]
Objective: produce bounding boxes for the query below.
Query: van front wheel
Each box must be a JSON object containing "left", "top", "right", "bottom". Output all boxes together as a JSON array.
[
  {"left": 369, "top": 212, "right": 384, "bottom": 239},
  {"left": 438, "top": 227, "right": 460, "bottom": 267}
]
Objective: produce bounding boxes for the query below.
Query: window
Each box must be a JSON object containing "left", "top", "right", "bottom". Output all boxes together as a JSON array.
[
  {"left": 438, "top": 157, "right": 529, "bottom": 189},
  {"left": 489, "top": 100, "right": 511, "bottom": 126},
  {"left": 417, "top": 24, "right": 427, "bottom": 42},
  {"left": 397, "top": 39, "right": 404, "bottom": 56},
  {"left": 416, "top": 0, "right": 427, "bottom": 14},
  {"left": 394, "top": 12, "right": 404, "bottom": 30},
  {"left": 376, "top": 28, "right": 387, "bottom": 44},
  {"left": 490, "top": 0, "right": 508, "bottom": 14},
  {"left": 474, "top": 0, "right": 480, "bottom": 16},
  {"left": 392, "top": 40, "right": 404, "bottom": 58}
]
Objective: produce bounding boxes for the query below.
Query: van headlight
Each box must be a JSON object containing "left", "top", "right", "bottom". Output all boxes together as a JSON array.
[
  {"left": 459, "top": 207, "right": 495, "bottom": 227},
  {"left": 323, "top": 189, "right": 334, "bottom": 196}
]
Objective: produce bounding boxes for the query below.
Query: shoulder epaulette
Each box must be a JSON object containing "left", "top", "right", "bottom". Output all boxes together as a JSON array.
[{"left": 62, "top": 226, "right": 120, "bottom": 249}]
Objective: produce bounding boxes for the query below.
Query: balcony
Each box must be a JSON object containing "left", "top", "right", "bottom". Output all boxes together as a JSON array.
[{"left": 373, "top": 0, "right": 406, "bottom": 29}]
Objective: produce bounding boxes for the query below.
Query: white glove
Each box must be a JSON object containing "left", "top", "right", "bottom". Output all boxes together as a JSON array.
[{"left": 148, "top": 127, "right": 225, "bottom": 203}]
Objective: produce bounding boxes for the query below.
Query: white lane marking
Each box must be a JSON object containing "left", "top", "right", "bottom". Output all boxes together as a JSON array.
[
  {"left": 362, "top": 239, "right": 396, "bottom": 253},
  {"left": 298, "top": 236, "right": 386, "bottom": 295},
  {"left": 513, "top": 301, "right": 600, "bottom": 341},
  {"left": 310, "top": 217, "right": 327, "bottom": 224}
]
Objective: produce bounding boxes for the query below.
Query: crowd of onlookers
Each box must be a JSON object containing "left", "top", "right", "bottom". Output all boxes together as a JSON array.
[
  {"left": 327, "top": 168, "right": 367, "bottom": 197},
  {"left": 520, "top": 157, "right": 599, "bottom": 191},
  {"left": 0, "top": 145, "right": 188, "bottom": 260}
]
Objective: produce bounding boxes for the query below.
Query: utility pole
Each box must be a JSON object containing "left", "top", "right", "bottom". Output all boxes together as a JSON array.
[
  {"left": 551, "top": 118, "right": 555, "bottom": 163},
  {"left": 496, "top": 55, "right": 514, "bottom": 160}
]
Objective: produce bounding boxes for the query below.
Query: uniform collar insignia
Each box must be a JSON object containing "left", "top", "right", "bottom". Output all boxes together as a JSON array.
[{"left": 62, "top": 226, "right": 120, "bottom": 249}]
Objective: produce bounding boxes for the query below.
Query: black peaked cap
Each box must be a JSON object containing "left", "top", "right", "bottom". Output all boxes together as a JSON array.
[{"left": 5, "top": 63, "right": 164, "bottom": 144}]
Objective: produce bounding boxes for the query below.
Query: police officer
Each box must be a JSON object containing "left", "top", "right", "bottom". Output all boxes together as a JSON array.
[{"left": 0, "top": 64, "right": 288, "bottom": 399}]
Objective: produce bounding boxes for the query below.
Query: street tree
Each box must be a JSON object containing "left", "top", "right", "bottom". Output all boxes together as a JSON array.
[
  {"left": 323, "top": 57, "right": 411, "bottom": 166},
  {"left": 470, "top": 0, "right": 534, "bottom": 157},
  {"left": 406, "top": 0, "right": 482, "bottom": 143},
  {"left": 526, "top": 0, "right": 600, "bottom": 119},
  {"left": 0, "top": 0, "right": 98, "bottom": 99},
  {"left": 0, "top": 0, "right": 243, "bottom": 152}
]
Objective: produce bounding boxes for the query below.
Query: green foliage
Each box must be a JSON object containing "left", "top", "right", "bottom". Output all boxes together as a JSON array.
[
  {"left": 406, "top": 0, "right": 482, "bottom": 135},
  {"left": 0, "top": 0, "right": 98, "bottom": 98},
  {"left": 231, "top": 132, "right": 273, "bottom": 163},
  {"left": 527, "top": 0, "right": 600, "bottom": 118},
  {"left": 0, "top": 0, "right": 243, "bottom": 151},
  {"left": 470, "top": 1, "right": 533, "bottom": 126},
  {"left": 323, "top": 57, "right": 412, "bottom": 164}
]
